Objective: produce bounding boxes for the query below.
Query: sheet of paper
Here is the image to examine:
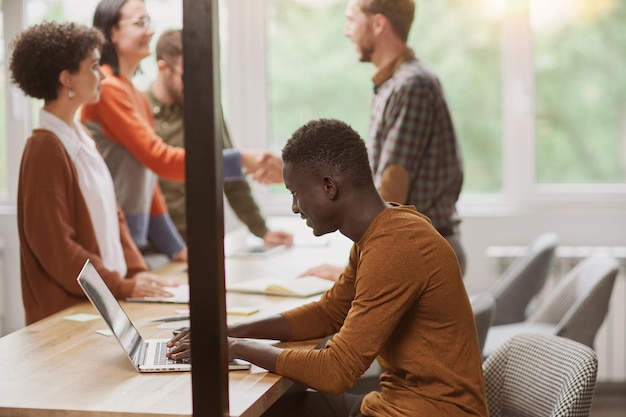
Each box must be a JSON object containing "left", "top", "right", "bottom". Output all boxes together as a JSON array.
[
  {"left": 227, "top": 306, "right": 260, "bottom": 316},
  {"left": 228, "top": 243, "right": 287, "bottom": 258},
  {"left": 64, "top": 313, "right": 100, "bottom": 322},
  {"left": 157, "top": 320, "right": 190, "bottom": 330}
]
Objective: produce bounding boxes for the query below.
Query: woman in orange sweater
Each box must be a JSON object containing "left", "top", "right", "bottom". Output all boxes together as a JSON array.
[{"left": 81, "top": 0, "right": 284, "bottom": 261}]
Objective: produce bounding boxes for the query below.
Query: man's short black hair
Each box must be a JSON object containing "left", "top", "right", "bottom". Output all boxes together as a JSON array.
[{"left": 282, "top": 118, "right": 373, "bottom": 190}]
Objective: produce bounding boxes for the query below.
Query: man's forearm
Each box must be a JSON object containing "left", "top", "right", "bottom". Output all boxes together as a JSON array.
[{"left": 228, "top": 314, "right": 292, "bottom": 341}]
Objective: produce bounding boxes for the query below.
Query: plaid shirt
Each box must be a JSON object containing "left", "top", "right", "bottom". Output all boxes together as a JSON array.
[{"left": 369, "top": 49, "right": 463, "bottom": 233}]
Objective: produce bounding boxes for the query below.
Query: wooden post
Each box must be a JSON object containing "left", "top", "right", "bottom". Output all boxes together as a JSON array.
[{"left": 182, "top": 0, "right": 229, "bottom": 415}]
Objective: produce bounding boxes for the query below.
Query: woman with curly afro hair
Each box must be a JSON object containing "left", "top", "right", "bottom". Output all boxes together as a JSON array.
[{"left": 11, "top": 21, "right": 173, "bottom": 324}]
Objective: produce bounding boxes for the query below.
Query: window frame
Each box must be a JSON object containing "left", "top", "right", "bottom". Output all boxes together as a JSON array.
[
  {"left": 225, "top": 0, "right": 626, "bottom": 216},
  {"left": 1, "top": 0, "right": 29, "bottom": 208},
  {"left": 2, "top": 0, "right": 626, "bottom": 212}
]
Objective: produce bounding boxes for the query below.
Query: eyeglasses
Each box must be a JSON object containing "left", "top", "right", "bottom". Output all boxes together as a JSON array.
[{"left": 118, "top": 15, "right": 151, "bottom": 29}]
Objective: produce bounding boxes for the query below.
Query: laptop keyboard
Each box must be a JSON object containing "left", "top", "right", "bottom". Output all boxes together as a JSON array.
[{"left": 154, "top": 341, "right": 176, "bottom": 366}]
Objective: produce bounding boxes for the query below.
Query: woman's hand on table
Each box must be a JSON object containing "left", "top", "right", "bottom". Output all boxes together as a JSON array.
[{"left": 131, "top": 272, "right": 174, "bottom": 298}]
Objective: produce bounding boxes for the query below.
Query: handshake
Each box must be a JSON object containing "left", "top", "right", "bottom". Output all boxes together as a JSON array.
[{"left": 241, "top": 150, "right": 284, "bottom": 184}]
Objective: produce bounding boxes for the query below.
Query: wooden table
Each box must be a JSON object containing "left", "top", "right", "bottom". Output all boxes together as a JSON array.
[{"left": 0, "top": 217, "right": 352, "bottom": 417}]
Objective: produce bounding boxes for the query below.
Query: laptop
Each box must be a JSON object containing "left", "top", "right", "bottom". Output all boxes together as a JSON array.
[{"left": 76, "top": 259, "right": 250, "bottom": 372}]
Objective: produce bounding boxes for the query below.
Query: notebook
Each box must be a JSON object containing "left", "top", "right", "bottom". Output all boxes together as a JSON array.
[
  {"left": 226, "top": 276, "right": 334, "bottom": 297},
  {"left": 76, "top": 259, "right": 250, "bottom": 372}
]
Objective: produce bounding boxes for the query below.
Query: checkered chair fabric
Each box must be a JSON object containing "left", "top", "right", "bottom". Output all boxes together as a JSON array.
[
  {"left": 483, "top": 333, "right": 598, "bottom": 417},
  {"left": 491, "top": 232, "right": 559, "bottom": 325}
]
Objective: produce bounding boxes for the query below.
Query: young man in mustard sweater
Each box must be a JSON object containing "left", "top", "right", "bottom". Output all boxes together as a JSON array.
[{"left": 168, "top": 118, "right": 487, "bottom": 417}]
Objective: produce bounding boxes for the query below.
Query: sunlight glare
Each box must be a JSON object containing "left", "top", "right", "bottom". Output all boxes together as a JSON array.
[
  {"left": 479, "top": 0, "right": 507, "bottom": 21},
  {"left": 530, "top": 0, "right": 616, "bottom": 32}
]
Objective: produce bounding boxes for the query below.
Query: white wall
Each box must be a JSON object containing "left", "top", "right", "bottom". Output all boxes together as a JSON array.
[
  {"left": 461, "top": 207, "right": 626, "bottom": 295},
  {"left": 0, "top": 210, "right": 23, "bottom": 334}
]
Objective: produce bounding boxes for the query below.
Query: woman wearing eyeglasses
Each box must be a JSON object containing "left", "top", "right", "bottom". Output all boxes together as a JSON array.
[
  {"left": 80, "top": 0, "right": 190, "bottom": 263},
  {"left": 11, "top": 21, "right": 173, "bottom": 324},
  {"left": 81, "top": 0, "right": 283, "bottom": 263}
]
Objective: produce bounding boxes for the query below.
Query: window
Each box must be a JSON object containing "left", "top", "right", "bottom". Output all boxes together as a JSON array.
[
  {"left": 1, "top": 0, "right": 228, "bottom": 203},
  {"left": 267, "top": 0, "right": 503, "bottom": 193},
  {"left": 267, "top": 0, "right": 371, "bottom": 150},
  {"left": 4, "top": 0, "right": 626, "bottom": 206},
  {"left": 24, "top": 0, "right": 183, "bottom": 91},
  {"left": 533, "top": 0, "right": 626, "bottom": 184},
  {"left": 412, "top": 0, "right": 502, "bottom": 193},
  {"left": 262, "top": 0, "right": 626, "bottom": 204}
]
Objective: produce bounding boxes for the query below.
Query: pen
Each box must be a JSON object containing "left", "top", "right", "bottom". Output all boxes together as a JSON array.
[
  {"left": 151, "top": 315, "right": 190, "bottom": 322},
  {"left": 172, "top": 327, "right": 188, "bottom": 336}
]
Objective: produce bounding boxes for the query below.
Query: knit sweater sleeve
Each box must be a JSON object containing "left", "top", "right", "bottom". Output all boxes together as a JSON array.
[
  {"left": 222, "top": 123, "right": 268, "bottom": 237},
  {"left": 117, "top": 205, "right": 148, "bottom": 275},
  {"left": 80, "top": 68, "right": 185, "bottom": 182},
  {"left": 148, "top": 183, "right": 186, "bottom": 258}
]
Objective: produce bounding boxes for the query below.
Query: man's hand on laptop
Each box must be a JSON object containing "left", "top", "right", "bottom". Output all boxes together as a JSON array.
[
  {"left": 131, "top": 272, "right": 174, "bottom": 298},
  {"left": 167, "top": 329, "right": 191, "bottom": 360}
]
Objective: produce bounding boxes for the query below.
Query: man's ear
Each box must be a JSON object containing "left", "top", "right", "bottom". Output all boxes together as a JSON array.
[
  {"left": 323, "top": 176, "right": 338, "bottom": 200},
  {"left": 156, "top": 59, "right": 169, "bottom": 72},
  {"left": 372, "top": 13, "right": 388, "bottom": 36}
]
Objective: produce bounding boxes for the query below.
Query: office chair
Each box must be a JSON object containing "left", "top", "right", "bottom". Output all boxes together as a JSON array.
[
  {"left": 490, "top": 232, "right": 559, "bottom": 325},
  {"left": 470, "top": 292, "right": 496, "bottom": 354},
  {"left": 483, "top": 333, "right": 598, "bottom": 417},
  {"left": 483, "top": 256, "right": 619, "bottom": 357}
]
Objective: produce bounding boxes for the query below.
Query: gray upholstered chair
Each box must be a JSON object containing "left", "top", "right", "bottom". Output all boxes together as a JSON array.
[
  {"left": 483, "top": 333, "right": 598, "bottom": 417},
  {"left": 490, "top": 232, "right": 559, "bottom": 325},
  {"left": 470, "top": 292, "right": 496, "bottom": 354},
  {"left": 483, "top": 256, "right": 619, "bottom": 357}
]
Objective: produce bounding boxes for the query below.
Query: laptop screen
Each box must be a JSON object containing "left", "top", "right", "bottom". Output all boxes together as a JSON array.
[{"left": 77, "top": 260, "right": 143, "bottom": 361}]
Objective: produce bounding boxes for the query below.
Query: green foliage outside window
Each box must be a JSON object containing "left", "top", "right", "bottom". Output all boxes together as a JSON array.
[
  {"left": 6, "top": 0, "right": 623, "bottom": 198},
  {"left": 268, "top": 0, "right": 502, "bottom": 193},
  {"left": 268, "top": 0, "right": 371, "bottom": 147},
  {"left": 534, "top": 0, "right": 626, "bottom": 183},
  {"left": 412, "top": 0, "right": 502, "bottom": 192}
]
